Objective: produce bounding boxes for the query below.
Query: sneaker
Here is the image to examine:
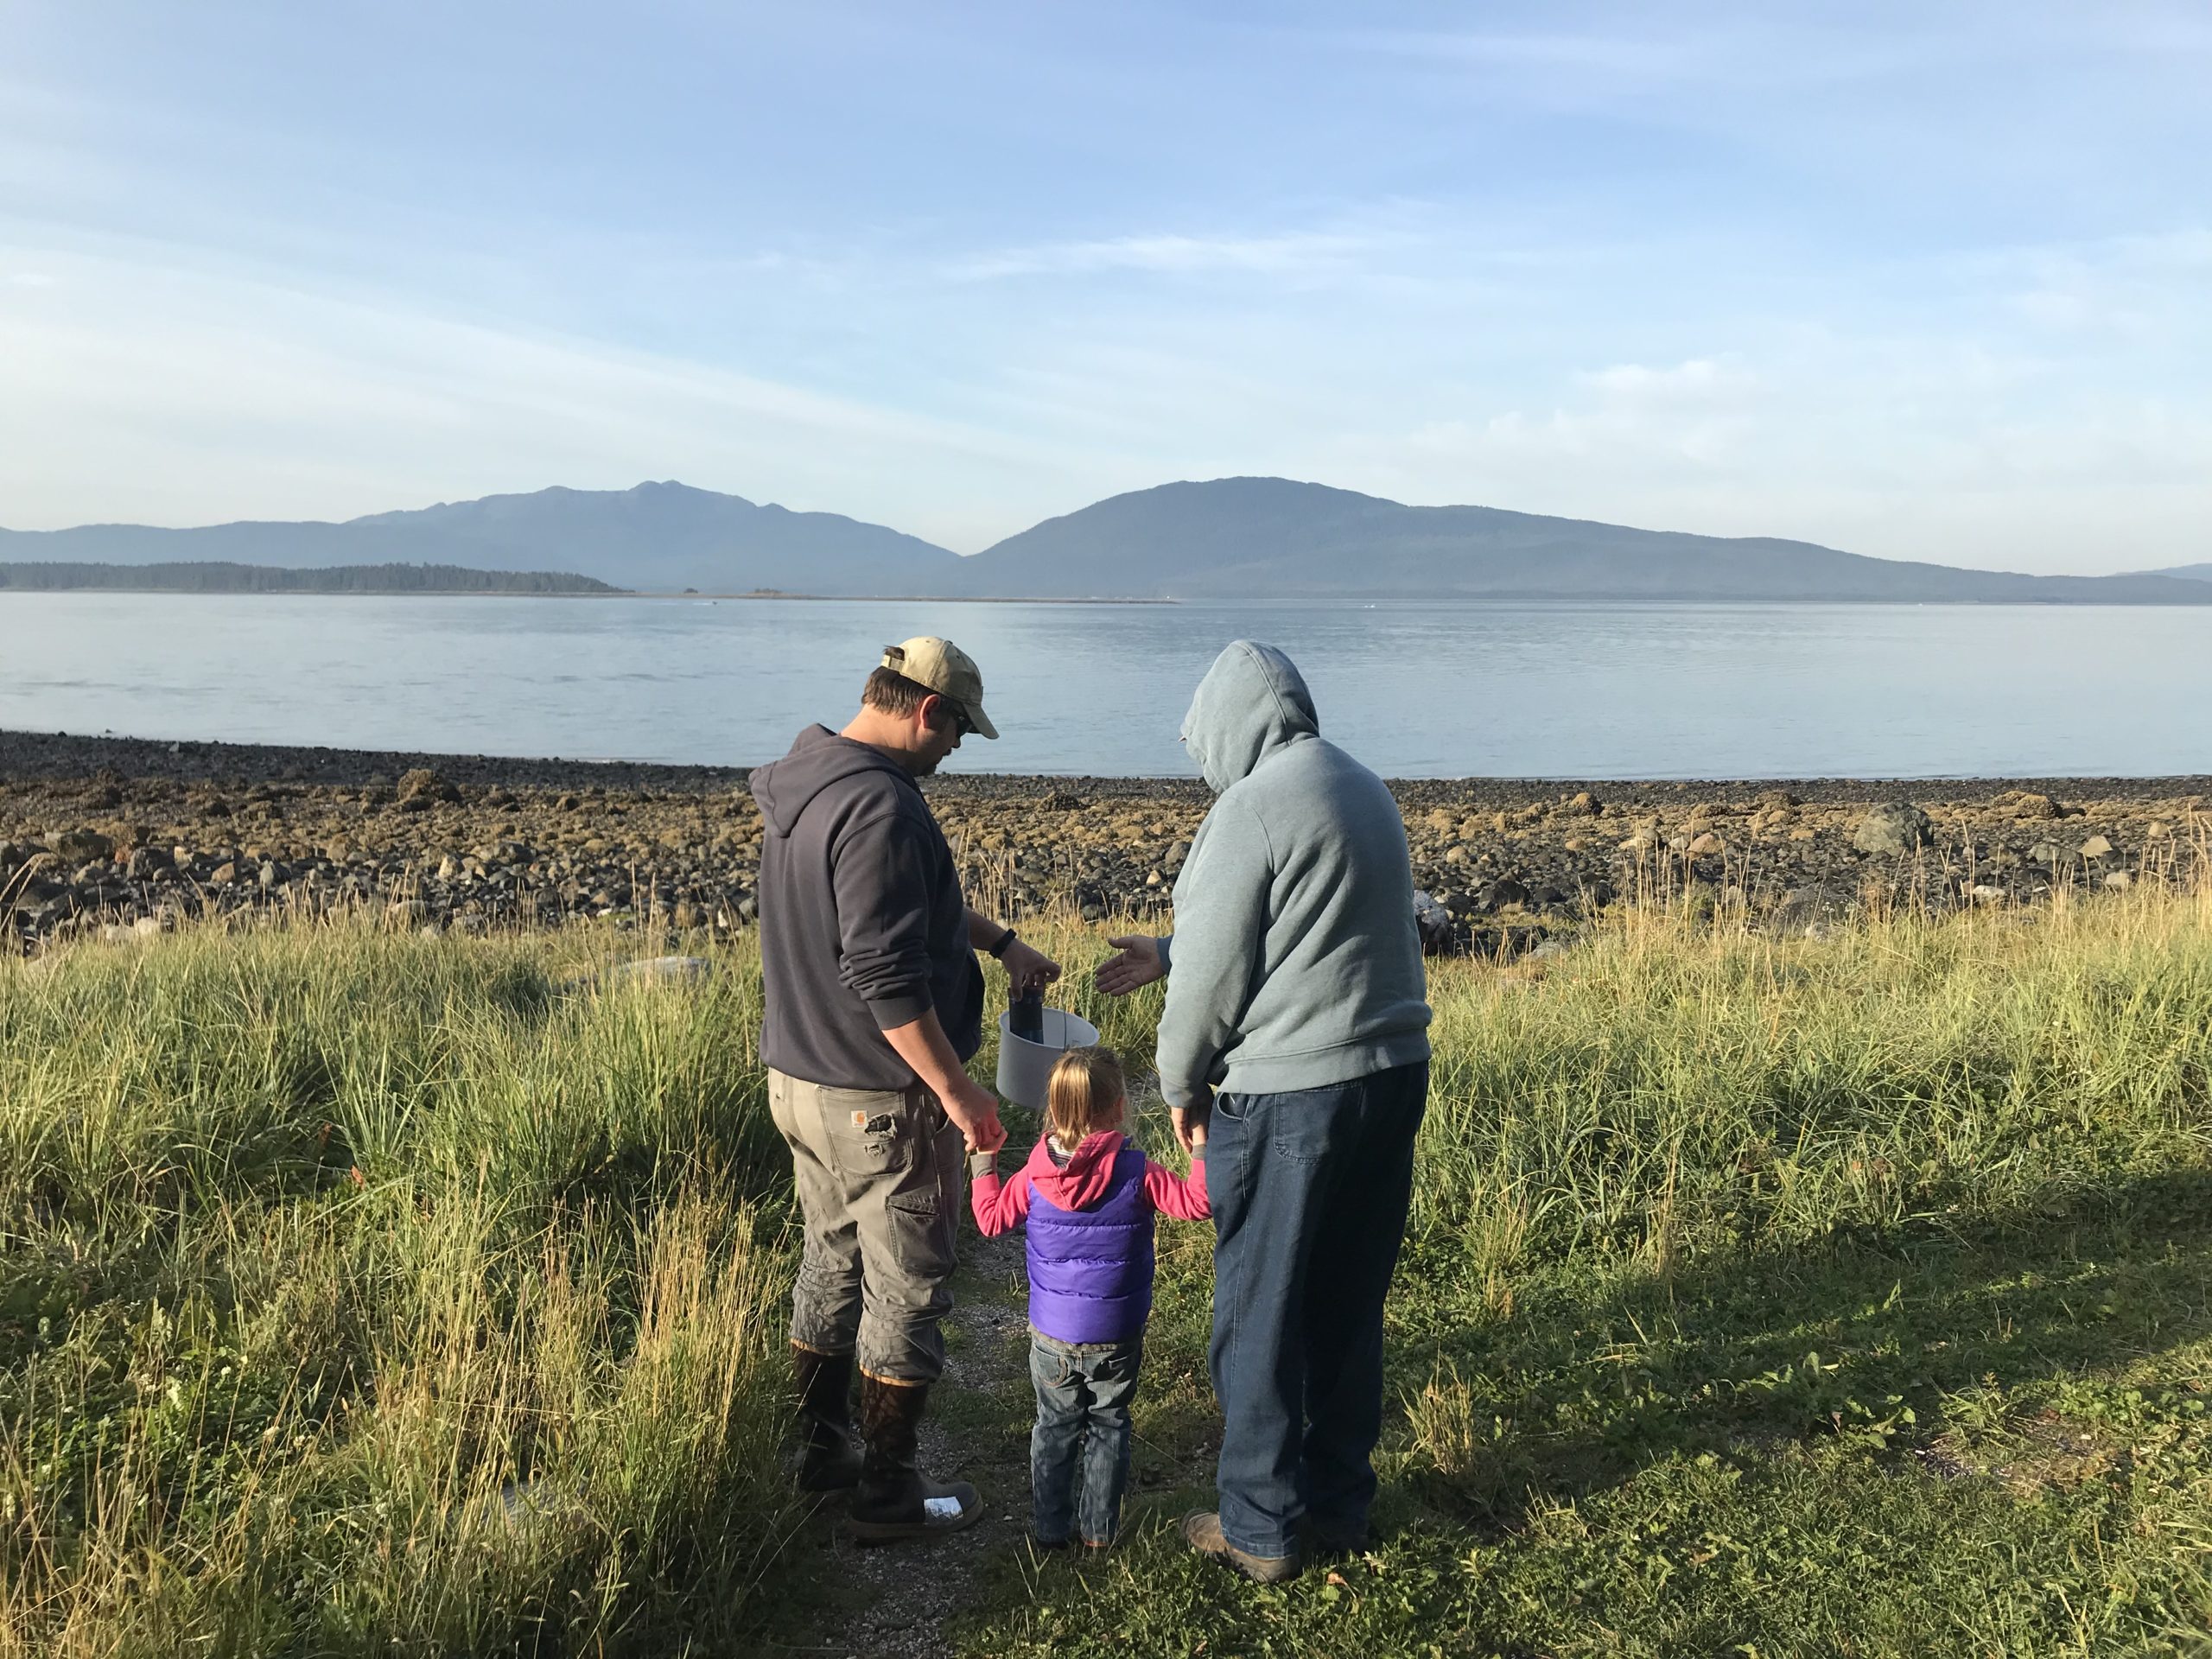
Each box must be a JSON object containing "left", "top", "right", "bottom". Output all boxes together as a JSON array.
[{"left": 1179, "top": 1510, "right": 1299, "bottom": 1584}]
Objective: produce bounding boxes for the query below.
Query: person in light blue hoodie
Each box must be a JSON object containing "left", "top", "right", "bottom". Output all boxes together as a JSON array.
[{"left": 1096, "top": 640, "right": 1432, "bottom": 1582}]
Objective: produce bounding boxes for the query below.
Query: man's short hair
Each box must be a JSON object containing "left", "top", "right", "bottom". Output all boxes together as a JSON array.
[{"left": 863, "top": 666, "right": 943, "bottom": 721}]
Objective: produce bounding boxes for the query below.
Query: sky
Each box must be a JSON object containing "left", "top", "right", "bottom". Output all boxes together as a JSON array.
[{"left": 2, "top": 1, "right": 2209, "bottom": 573}]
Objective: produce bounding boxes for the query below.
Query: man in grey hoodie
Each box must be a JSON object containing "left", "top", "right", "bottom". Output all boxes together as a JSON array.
[{"left": 1096, "top": 640, "right": 1431, "bottom": 1581}]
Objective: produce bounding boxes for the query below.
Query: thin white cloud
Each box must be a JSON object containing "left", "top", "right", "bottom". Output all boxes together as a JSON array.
[
  {"left": 947, "top": 231, "right": 1376, "bottom": 282},
  {"left": 1576, "top": 357, "right": 1754, "bottom": 400}
]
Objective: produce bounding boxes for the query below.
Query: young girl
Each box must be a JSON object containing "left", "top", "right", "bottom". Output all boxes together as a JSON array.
[{"left": 969, "top": 1044, "right": 1211, "bottom": 1549}]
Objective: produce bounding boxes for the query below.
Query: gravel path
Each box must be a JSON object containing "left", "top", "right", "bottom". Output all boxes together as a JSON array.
[{"left": 813, "top": 1226, "right": 1033, "bottom": 1659}]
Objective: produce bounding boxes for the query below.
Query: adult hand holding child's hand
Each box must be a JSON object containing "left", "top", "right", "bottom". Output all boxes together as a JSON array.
[
  {"left": 943, "top": 1076, "right": 1007, "bottom": 1154},
  {"left": 1171, "top": 1094, "right": 1210, "bottom": 1155}
]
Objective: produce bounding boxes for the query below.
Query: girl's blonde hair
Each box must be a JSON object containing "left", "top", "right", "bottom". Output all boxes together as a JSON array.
[{"left": 1045, "top": 1046, "right": 1126, "bottom": 1147}]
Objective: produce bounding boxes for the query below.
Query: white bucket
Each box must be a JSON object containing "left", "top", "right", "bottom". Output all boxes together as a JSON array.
[{"left": 994, "top": 1007, "right": 1102, "bottom": 1109}]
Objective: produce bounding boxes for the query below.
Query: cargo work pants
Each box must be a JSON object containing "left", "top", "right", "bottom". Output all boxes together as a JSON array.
[{"left": 766, "top": 1068, "right": 965, "bottom": 1384}]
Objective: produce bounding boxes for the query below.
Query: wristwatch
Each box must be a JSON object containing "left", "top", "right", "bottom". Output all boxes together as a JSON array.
[{"left": 988, "top": 925, "right": 1018, "bottom": 958}]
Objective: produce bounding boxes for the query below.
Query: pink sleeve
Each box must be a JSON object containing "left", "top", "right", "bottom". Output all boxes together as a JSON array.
[
  {"left": 1143, "top": 1155, "right": 1211, "bottom": 1221},
  {"left": 969, "top": 1167, "right": 1034, "bottom": 1236}
]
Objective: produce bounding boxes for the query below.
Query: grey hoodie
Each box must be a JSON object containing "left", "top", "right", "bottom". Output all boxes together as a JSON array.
[{"left": 1153, "top": 642, "right": 1431, "bottom": 1110}]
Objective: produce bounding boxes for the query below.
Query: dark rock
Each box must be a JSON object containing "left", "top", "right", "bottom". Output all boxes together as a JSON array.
[
  {"left": 1770, "top": 885, "right": 1823, "bottom": 928},
  {"left": 1412, "top": 889, "right": 1452, "bottom": 954},
  {"left": 397, "top": 767, "right": 461, "bottom": 805},
  {"left": 1852, "top": 803, "right": 1934, "bottom": 855},
  {"left": 48, "top": 828, "right": 114, "bottom": 863}
]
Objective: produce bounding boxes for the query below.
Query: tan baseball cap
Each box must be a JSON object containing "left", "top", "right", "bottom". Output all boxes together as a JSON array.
[{"left": 880, "top": 636, "right": 999, "bottom": 739}]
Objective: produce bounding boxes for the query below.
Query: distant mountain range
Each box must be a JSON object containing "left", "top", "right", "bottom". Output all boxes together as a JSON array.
[
  {"left": 0, "top": 561, "right": 619, "bottom": 594},
  {"left": 0, "top": 482, "right": 955, "bottom": 597},
  {"left": 950, "top": 479, "right": 2212, "bottom": 603},
  {"left": 4, "top": 478, "right": 2207, "bottom": 604}
]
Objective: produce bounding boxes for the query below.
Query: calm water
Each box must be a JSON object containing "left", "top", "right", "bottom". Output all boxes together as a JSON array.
[{"left": 3, "top": 594, "right": 2209, "bottom": 779}]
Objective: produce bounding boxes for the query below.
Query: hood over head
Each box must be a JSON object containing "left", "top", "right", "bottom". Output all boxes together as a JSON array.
[
  {"left": 748, "top": 724, "right": 916, "bottom": 836},
  {"left": 1179, "top": 640, "right": 1319, "bottom": 793},
  {"left": 1026, "top": 1128, "right": 1128, "bottom": 1211}
]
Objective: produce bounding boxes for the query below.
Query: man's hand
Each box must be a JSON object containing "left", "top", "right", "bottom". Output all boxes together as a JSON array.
[
  {"left": 881, "top": 1007, "right": 1004, "bottom": 1153},
  {"left": 998, "top": 938, "right": 1062, "bottom": 996},
  {"left": 1095, "top": 934, "right": 1166, "bottom": 997},
  {"left": 941, "top": 1075, "right": 1007, "bottom": 1154},
  {"left": 1170, "top": 1094, "right": 1210, "bottom": 1155}
]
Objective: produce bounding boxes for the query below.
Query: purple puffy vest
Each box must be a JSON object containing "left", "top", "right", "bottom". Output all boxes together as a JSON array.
[{"left": 1025, "top": 1148, "right": 1154, "bottom": 1345}]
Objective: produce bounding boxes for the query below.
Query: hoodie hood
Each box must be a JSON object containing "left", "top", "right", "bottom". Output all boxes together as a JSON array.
[
  {"left": 1025, "top": 1129, "right": 1128, "bottom": 1212},
  {"left": 1179, "top": 640, "right": 1319, "bottom": 793},
  {"left": 749, "top": 724, "right": 916, "bottom": 836}
]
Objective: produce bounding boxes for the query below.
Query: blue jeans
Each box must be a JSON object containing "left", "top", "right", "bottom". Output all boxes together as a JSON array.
[
  {"left": 1207, "top": 1060, "right": 1427, "bottom": 1560},
  {"left": 1029, "top": 1332, "right": 1143, "bottom": 1545}
]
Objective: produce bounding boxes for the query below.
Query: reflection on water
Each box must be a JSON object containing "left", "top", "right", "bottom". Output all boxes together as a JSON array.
[{"left": 3, "top": 594, "right": 2209, "bottom": 779}]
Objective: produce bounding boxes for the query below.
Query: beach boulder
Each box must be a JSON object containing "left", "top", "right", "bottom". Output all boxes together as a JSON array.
[{"left": 1852, "top": 803, "right": 1933, "bottom": 855}]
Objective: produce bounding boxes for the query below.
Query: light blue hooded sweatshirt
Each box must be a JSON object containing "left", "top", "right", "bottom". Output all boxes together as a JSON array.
[{"left": 1153, "top": 641, "right": 1432, "bottom": 1111}]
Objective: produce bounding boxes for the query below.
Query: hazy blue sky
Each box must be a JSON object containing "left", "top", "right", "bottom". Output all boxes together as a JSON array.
[{"left": 3, "top": 2, "right": 2208, "bottom": 571}]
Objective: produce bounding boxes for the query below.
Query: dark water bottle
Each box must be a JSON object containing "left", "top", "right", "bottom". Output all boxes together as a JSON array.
[{"left": 1009, "top": 982, "right": 1045, "bottom": 1044}]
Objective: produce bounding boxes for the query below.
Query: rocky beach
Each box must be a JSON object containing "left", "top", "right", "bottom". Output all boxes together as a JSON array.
[{"left": 2, "top": 728, "right": 2205, "bottom": 957}]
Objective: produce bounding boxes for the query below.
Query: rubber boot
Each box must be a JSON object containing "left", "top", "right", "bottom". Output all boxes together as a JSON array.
[
  {"left": 845, "top": 1373, "right": 982, "bottom": 1541},
  {"left": 792, "top": 1344, "right": 862, "bottom": 1492}
]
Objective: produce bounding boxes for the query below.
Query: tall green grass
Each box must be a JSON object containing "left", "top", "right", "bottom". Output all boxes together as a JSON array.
[
  {"left": 1, "top": 926, "right": 792, "bottom": 1656},
  {"left": 6, "top": 876, "right": 2212, "bottom": 1656}
]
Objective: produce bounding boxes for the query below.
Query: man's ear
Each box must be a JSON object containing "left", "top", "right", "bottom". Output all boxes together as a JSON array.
[{"left": 917, "top": 692, "right": 951, "bottom": 733}]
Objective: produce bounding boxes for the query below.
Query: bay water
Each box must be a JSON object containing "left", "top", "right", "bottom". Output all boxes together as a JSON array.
[{"left": 2, "top": 592, "right": 2208, "bottom": 779}]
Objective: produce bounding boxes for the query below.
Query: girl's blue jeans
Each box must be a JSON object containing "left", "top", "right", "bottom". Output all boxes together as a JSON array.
[{"left": 1029, "top": 1331, "right": 1143, "bottom": 1545}]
